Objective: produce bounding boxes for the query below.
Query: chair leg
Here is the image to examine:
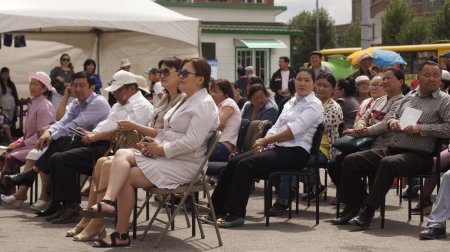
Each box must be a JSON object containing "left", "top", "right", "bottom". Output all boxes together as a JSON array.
[
  {"left": 399, "top": 176, "right": 402, "bottom": 204},
  {"left": 336, "top": 187, "right": 340, "bottom": 218},
  {"left": 202, "top": 181, "right": 223, "bottom": 246},
  {"left": 419, "top": 177, "right": 424, "bottom": 222},
  {"left": 133, "top": 188, "right": 138, "bottom": 239},
  {"left": 306, "top": 176, "right": 310, "bottom": 208},
  {"left": 324, "top": 169, "right": 328, "bottom": 200},
  {"left": 34, "top": 177, "right": 38, "bottom": 204},
  {"left": 315, "top": 178, "right": 319, "bottom": 225},
  {"left": 380, "top": 194, "right": 385, "bottom": 229},
  {"left": 295, "top": 176, "right": 300, "bottom": 214},
  {"left": 146, "top": 191, "right": 150, "bottom": 221},
  {"left": 265, "top": 179, "right": 270, "bottom": 227},
  {"left": 408, "top": 177, "right": 412, "bottom": 221},
  {"left": 141, "top": 194, "right": 169, "bottom": 241},
  {"left": 190, "top": 192, "right": 205, "bottom": 239},
  {"left": 288, "top": 176, "right": 292, "bottom": 219}
]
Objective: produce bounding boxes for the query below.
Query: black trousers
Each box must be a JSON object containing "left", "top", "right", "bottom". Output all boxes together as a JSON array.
[
  {"left": 327, "top": 152, "right": 348, "bottom": 189},
  {"left": 50, "top": 141, "right": 110, "bottom": 204},
  {"left": 339, "top": 148, "right": 432, "bottom": 210},
  {"left": 211, "top": 146, "right": 310, "bottom": 218},
  {"left": 36, "top": 136, "right": 83, "bottom": 174}
]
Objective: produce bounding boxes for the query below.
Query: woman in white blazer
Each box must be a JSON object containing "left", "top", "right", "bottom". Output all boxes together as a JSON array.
[{"left": 83, "top": 58, "right": 219, "bottom": 248}]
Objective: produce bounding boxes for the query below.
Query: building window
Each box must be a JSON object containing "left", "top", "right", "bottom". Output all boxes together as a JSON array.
[
  {"left": 240, "top": 0, "right": 266, "bottom": 3},
  {"left": 429, "top": 0, "right": 436, "bottom": 7},
  {"left": 201, "top": 43, "right": 216, "bottom": 60},
  {"left": 236, "top": 48, "right": 269, "bottom": 86}
]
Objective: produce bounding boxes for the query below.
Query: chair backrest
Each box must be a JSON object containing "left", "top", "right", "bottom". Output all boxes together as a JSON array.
[
  {"left": 204, "top": 131, "right": 222, "bottom": 162},
  {"left": 240, "top": 120, "right": 272, "bottom": 153},
  {"left": 235, "top": 119, "right": 250, "bottom": 153},
  {"left": 310, "top": 123, "right": 325, "bottom": 156}
]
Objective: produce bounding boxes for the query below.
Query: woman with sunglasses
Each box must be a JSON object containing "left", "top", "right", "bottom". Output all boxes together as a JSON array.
[
  {"left": 49, "top": 53, "right": 74, "bottom": 110},
  {"left": 206, "top": 67, "right": 323, "bottom": 228},
  {"left": 79, "top": 58, "right": 218, "bottom": 247},
  {"left": 65, "top": 57, "right": 186, "bottom": 241}
]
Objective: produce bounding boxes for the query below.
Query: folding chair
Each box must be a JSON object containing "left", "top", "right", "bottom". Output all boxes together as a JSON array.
[
  {"left": 264, "top": 123, "right": 325, "bottom": 226},
  {"left": 140, "top": 131, "right": 223, "bottom": 248}
]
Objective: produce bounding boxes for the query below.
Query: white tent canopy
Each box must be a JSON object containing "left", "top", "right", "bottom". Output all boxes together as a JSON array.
[{"left": 0, "top": 0, "right": 199, "bottom": 97}]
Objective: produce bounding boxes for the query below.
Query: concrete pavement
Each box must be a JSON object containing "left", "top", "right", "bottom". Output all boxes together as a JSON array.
[{"left": 0, "top": 180, "right": 448, "bottom": 252}]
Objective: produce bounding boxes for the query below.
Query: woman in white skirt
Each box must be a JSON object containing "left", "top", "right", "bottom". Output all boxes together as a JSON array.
[{"left": 84, "top": 58, "right": 219, "bottom": 248}]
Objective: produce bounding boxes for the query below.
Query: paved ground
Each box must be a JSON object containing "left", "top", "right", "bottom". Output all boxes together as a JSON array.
[{"left": 0, "top": 177, "right": 448, "bottom": 252}]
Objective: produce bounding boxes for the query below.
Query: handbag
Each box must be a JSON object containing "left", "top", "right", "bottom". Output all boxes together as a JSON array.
[
  {"left": 105, "top": 130, "right": 142, "bottom": 155},
  {"left": 332, "top": 135, "right": 377, "bottom": 153}
]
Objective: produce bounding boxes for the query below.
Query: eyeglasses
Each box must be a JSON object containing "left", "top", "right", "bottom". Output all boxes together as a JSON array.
[
  {"left": 62, "top": 58, "right": 70, "bottom": 62},
  {"left": 159, "top": 68, "right": 176, "bottom": 78},
  {"left": 370, "top": 83, "right": 383, "bottom": 88},
  {"left": 177, "top": 69, "right": 201, "bottom": 80}
]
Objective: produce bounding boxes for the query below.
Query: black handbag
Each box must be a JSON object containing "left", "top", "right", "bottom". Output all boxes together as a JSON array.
[{"left": 332, "top": 135, "right": 377, "bottom": 153}]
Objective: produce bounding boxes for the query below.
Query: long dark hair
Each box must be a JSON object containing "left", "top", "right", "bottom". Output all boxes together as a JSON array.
[
  {"left": 212, "top": 79, "right": 234, "bottom": 100},
  {"left": 83, "top": 59, "right": 97, "bottom": 73},
  {"left": 337, "top": 79, "right": 356, "bottom": 97}
]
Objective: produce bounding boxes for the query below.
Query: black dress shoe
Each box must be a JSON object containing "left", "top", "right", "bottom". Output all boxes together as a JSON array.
[
  {"left": 52, "top": 206, "right": 81, "bottom": 224},
  {"left": 36, "top": 200, "right": 60, "bottom": 217},
  {"left": 349, "top": 209, "right": 374, "bottom": 228},
  {"left": 419, "top": 227, "right": 447, "bottom": 240},
  {"left": 331, "top": 209, "right": 359, "bottom": 225},
  {"left": 4, "top": 169, "right": 37, "bottom": 187}
]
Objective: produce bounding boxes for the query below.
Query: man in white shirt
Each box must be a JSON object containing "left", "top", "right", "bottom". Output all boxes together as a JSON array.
[
  {"left": 45, "top": 70, "right": 154, "bottom": 224},
  {"left": 270, "top": 56, "right": 296, "bottom": 106}
]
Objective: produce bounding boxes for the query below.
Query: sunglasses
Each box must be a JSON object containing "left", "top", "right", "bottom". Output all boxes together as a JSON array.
[
  {"left": 177, "top": 69, "right": 201, "bottom": 80},
  {"left": 62, "top": 58, "right": 70, "bottom": 62},
  {"left": 159, "top": 68, "right": 176, "bottom": 78},
  {"left": 370, "top": 83, "right": 383, "bottom": 88}
]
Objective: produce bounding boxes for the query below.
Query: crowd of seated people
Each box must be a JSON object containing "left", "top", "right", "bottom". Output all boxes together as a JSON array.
[{"left": 1, "top": 52, "right": 450, "bottom": 250}]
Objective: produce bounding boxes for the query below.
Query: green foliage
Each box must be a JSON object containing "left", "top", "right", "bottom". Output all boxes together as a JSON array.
[
  {"left": 341, "top": 18, "right": 361, "bottom": 47},
  {"left": 289, "top": 8, "right": 336, "bottom": 68},
  {"left": 431, "top": 0, "right": 450, "bottom": 40},
  {"left": 381, "top": 0, "right": 414, "bottom": 45},
  {"left": 396, "top": 16, "right": 432, "bottom": 44}
]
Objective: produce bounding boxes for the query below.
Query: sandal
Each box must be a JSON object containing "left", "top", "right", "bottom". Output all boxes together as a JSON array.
[
  {"left": 66, "top": 225, "right": 86, "bottom": 237},
  {"left": 92, "top": 232, "right": 130, "bottom": 247},
  {"left": 411, "top": 201, "right": 433, "bottom": 215},
  {"left": 80, "top": 199, "right": 116, "bottom": 218},
  {"left": 217, "top": 216, "right": 244, "bottom": 228},
  {"left": 30, "top": 200, "right": 48, "bottom": 211}
]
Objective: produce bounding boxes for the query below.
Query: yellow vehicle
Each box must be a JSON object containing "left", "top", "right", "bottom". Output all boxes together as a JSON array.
[{"left": 321, "top": 43, "right": 450, "bottom": 74}]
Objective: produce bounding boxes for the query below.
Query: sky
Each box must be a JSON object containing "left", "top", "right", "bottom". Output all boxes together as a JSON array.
[{"left": 275, "top": 0, "right": 352, "bottom": 25}]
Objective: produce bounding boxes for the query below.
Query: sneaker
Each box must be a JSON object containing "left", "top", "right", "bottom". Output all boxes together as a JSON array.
[
  {"left": 268, "top": 204, "right": 288, "bottom": 217},
  {"left": 0, "top": 194, "right": 24, "bottom": 208},
  {"left": 30, "top": 200, "right": 49, "bottom": 211},
  {"left": 401, "top": 185, "right": 419, "bottom": 199}
]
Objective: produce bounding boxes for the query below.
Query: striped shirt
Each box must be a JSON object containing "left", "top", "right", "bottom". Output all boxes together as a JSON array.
[{"left": 387, "top": 89, "right": 450, "bottom": 154}]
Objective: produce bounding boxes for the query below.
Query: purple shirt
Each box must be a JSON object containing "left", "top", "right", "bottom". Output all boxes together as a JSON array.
[{"left": 49, "top": 92, "right": 110, "bottom": 140}]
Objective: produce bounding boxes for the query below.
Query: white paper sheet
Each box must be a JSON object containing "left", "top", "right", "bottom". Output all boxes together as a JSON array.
[{"left": 399, "top": 107, "right": 423, "bottom": 130}]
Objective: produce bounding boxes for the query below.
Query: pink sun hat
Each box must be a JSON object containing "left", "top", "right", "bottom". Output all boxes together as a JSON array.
[{"left": 28, "top": 72, "right": 55, "bottom": 92}]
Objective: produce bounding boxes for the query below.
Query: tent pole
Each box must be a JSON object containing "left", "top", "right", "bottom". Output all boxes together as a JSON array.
[{"left": 94, "top": 29, "right": 102, "bottom": 73}]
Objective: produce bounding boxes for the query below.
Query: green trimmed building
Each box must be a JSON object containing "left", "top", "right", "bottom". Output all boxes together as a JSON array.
[{"left": 155, "top": 0, "right": 302, "bottom": 85}]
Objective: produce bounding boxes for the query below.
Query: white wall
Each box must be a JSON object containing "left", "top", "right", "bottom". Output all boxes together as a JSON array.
[
  {"left": 371, "top": 11, "right": 384, "bottom": 45},
  {"left": 169, "top": 7, "right": 277, "bottom": 22},
  {"left": 202, "top": 33, "right": 290, "bottom": 85}
]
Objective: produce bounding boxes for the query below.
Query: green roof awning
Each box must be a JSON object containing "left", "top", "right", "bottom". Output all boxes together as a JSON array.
[{"left": 234, "top": 39, "right": 286, "bottom": 49}]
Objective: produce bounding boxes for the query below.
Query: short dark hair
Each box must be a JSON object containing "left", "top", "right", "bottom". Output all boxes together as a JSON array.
[
  {"left": 247, "top": 76, "right": 264, "bottom": 86},
  {"left": 212, "top": 79, "right": 235, "bottom": 100},
  {"left": 247, "top": 84, "right": 269, "bottom": 100},
  {"left": 418, "top": 60, "right": 442, "bottom": 74},
  {"left": 316, "top": 72, "right": 337, "bottom": 88},
  {"left": 158, "top": 56, "right": 183, "bottom": 71},
  {"left": 279, "top": 56, "right": 290, "bottom": 64},
  {"left": 0, "top": 67, "right": 9, "bottom": 74},
  {"left": 237, "top": 67, "right": 246, "bottom": 77},
  {"left": 309, "top": 51, "right": 322, "bottom": 58},
  {"left": 295, "top": 67, "right": 316, "bottom": 82},
  {"left": 181, "top": 57, "right": 211, "bottom": 91},
  {"left": 71, "top": 71, "right": 95, "bottom": 87},
  {"left": 337, "top": 79, "right": 356, "bottom": 97},
  {"left": 83, "top": 59, "right": 96, "bottom": 72},
  {"left": 384, "top": 68, "right": 405, "bottom": 82}
]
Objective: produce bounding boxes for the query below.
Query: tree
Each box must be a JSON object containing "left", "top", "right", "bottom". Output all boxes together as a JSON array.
[
  {"left": 431, "top": 0, "right": 450, "bottom": 40},
  {"left": 289, "top": 8, "right": 336, "bottom": 68},
  {"left": 341, "top": 18, "right": 361, "bottom": 47},
  {"left": 396, "top": 16, "right": 432, "bottom": 45},
  {"left": 381, "top": 0, "right": 414, "bottom": 45}
]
